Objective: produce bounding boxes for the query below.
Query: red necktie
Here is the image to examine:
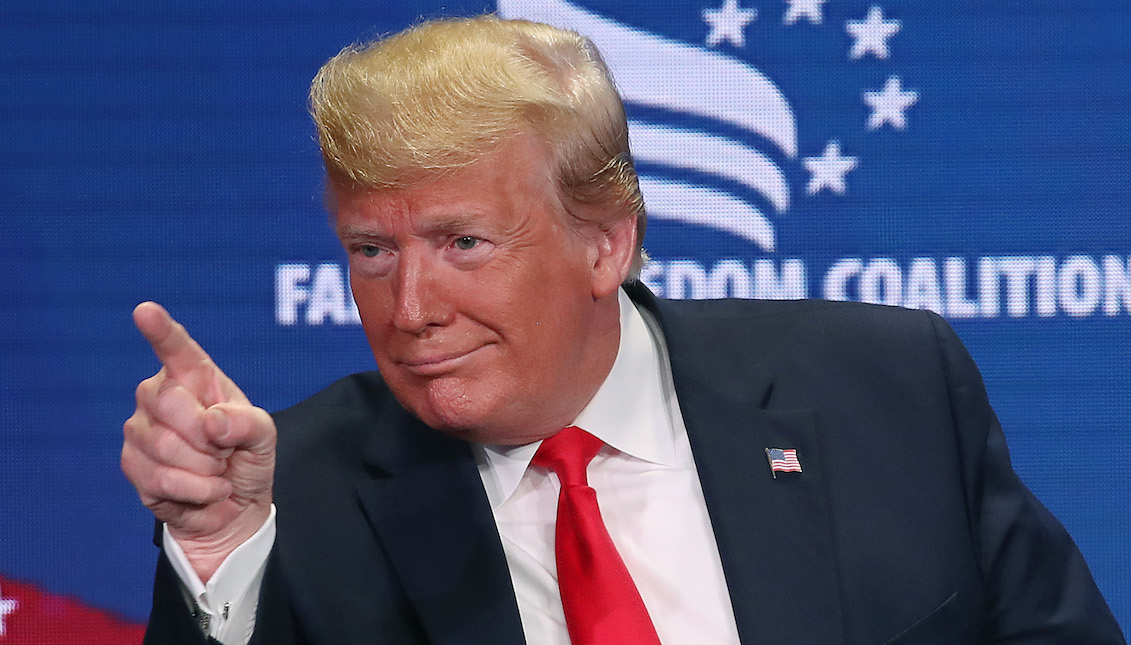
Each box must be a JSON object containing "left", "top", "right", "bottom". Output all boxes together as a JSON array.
[{"left": 532, "top": 426, "right": 662, "bottom": 645}]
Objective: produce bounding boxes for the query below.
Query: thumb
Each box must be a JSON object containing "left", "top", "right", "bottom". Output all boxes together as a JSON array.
[{"left": 203, "top": 403, "right": 276, "bottom": 454}]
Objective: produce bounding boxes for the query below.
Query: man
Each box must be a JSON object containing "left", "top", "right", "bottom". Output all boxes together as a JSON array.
[{"left": 122, "top": 15, "right": 1125, "bottom": 645}]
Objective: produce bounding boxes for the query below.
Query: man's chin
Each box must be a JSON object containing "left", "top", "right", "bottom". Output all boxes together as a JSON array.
[
  {"left": 411, "top": 397, "right": 547, "bottom": 446},
  {"left": 389, "top": 378, "right": 555, "bottom": 445},
  {"left": 400, "top": 380, "right": 495, "bottom": 437}
]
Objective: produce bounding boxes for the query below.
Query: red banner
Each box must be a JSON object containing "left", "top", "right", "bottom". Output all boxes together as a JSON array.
[{"left": 0, "top": 575, "right": 145, "bottom": 645}]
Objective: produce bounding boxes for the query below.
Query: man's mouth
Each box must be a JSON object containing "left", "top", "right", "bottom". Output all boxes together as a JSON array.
[{"left": 398, "top": 345, "right": 487, "bottom": 376}]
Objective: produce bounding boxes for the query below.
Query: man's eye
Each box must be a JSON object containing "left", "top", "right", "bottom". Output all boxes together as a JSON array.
[
  {"left": 360, "top": 245, "right": 382, "bottom": 258},
  {"left": 454, "top": 236, "right": 479, "bottom": 251}
]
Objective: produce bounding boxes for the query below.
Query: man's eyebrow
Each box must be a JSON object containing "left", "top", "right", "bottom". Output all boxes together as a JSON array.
[
  {"left": 336, "top": 214, "right": 482, "bottom": 240},
  {"left": 336, "top": 224, "right": 387, "bottom": 240},
  {"left": 419, "top": 213, "right": 480, "bottom": 234}
]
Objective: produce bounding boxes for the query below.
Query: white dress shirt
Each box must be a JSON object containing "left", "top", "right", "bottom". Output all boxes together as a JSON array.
[
  {"left": 479, "top": 289, "right": 741, "bottom": 644},
  {"left": 167, "top": 288, "right": 741, "bottom": 644}
]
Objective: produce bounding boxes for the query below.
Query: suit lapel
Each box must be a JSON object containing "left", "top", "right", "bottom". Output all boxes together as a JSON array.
[
  {"left": 676, "top": 376, "right": 845, "bottom": 643},
  {"left": 355, "top": 402, "right": 526, "bottom": 645},
  {"left": 636, "top": 285, "right": 845, "bottom": 644}
]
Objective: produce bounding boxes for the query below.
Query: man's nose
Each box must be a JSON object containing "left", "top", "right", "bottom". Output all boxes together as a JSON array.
[{"left": 391, "top": 253, "right": 450, "bottom": 334}]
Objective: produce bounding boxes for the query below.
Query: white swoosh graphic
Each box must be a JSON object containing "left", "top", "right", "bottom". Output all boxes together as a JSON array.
[
  {"left": 499, "top": 0, "right": 797, "bottom": 157},
  {"left": 638, "top": 176, "right": 776, "bottom": 251},
  {"left": 629, "top": 120, "right": 790, "bottom": 213}
]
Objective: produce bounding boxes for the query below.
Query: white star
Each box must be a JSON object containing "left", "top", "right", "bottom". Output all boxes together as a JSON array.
[
  {"left": 803, "top": 140, "right": 858, "bottom": 195},
  {"left": 846, "top": 6, "right": 901, "bottom": 59},
  {"left": 783, "top": 0, "right": 826, "bottom": 25},
  {"left": 0, "top": 585, "right": 17, "bottom": 637},
  {"left": 863, "top": 75, "right": 919, "bottom": 130},
  {"left": 703, "top": 0, "right": 758, "bottom": 48}
]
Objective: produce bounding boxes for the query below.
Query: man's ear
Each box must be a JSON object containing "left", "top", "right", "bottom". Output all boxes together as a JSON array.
[{"left": 588, "top": 213, "right": 638, "bottom": 299}]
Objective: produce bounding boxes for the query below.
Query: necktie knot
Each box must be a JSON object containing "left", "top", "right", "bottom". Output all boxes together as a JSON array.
[{"left": 532, "top": 426, "right": 603, "bottom": 487}]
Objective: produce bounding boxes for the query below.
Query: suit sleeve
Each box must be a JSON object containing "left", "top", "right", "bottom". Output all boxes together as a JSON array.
[
  {"left": 929, "top": 313, "right": 1126, "bottom": 643},
  {"left": 142, "top": 549, "right": 214, "bottom": 645}
]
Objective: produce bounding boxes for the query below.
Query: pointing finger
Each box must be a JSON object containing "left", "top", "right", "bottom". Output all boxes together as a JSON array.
[
  {"left": 133, "top": 302, "right": 213, "bottom": 381},
  {"left": 133, "top": 302, "right": 246, "bottom": 406}
]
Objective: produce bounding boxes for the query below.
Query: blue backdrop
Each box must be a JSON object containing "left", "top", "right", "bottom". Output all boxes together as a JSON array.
[{"left": 2, "top": 0, "right": 1128, "bottom": 638}]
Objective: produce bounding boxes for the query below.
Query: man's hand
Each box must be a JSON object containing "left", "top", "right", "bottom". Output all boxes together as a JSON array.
[{"left": 122, "top": 302, "right": 276, "bottom": 582}]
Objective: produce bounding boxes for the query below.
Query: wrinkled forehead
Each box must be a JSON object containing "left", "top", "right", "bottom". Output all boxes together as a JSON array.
[
  {"left": 324, "top": 131, "right": 567, "bottom": 217},
  {"left": 325, "top": 132, "right": 586, "bottom": 243}
]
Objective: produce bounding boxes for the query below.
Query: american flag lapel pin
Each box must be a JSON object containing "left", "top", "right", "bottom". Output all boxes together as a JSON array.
[{"left": 765, "top": 447, "right": 802, "bottom": 479}]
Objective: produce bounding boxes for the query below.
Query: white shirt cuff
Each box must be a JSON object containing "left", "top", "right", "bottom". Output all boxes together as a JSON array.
[{"left": 163, "top": 504, "right": 277, "bottom": 645}]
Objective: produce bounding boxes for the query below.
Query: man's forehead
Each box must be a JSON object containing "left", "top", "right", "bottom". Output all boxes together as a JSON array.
[{"left": 329, "top": 131, "right": 567, "bottom": 235}]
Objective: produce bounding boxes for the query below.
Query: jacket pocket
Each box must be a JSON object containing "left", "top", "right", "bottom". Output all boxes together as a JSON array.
[{"left": 881, "top": 591, "right": 968, "bottom": 645}]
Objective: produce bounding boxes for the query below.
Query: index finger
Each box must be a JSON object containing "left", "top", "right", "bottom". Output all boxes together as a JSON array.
[{"left": 133, "top": 302, "right": 213, "bottom": 382}]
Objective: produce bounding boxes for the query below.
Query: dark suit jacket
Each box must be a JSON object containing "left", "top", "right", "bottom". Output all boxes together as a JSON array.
[{"left": 145, "top": 284, "right": 1125, "bottom": 644}]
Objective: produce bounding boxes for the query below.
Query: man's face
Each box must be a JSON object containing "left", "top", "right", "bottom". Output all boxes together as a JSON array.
[{"left": 333, "top": 132, "right": 633, "bottom": 445}]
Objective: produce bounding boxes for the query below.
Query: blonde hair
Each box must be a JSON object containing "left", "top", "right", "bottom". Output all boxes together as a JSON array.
[{"left": 309, "top": 15, "right": 646, "bottom": 278}]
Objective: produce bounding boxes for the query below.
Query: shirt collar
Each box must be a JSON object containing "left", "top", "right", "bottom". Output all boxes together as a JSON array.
[{"left": 478, "top": 288, "right": 677, "bottom": 507}]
